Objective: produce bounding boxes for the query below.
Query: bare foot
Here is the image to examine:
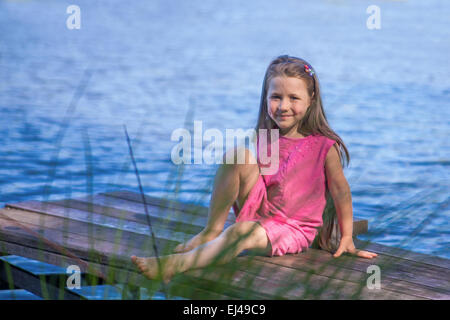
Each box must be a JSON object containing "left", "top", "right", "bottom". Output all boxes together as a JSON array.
[
  {"left": 131, "top": 255, "right": 177, "bottom": 283},
  {"left": 173, "top": 229, "right": 221, "bottom": 253}
]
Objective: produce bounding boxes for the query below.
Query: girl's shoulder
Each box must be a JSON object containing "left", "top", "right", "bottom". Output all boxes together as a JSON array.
[
  {"left": 312, "top": 133, "right": 336, "bottom": 146},
  {"left": 311, "top": 134, "right": 337, "bottom": 160}
]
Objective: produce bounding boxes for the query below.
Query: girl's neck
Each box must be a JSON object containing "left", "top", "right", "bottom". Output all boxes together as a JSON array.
[
  {"left": 279, "top": 127, "right": 308, "bottom": 139},
  {"left": 281, "top": 133, "right": 306, "bottom": 139}
]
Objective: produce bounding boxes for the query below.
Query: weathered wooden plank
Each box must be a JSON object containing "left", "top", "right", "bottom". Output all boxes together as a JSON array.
[
  {"left": 0, "top": 208, "right": 440, "bottom": 300},
  {"left": 0, "top": 231, "right": 435, "bottom": 300},
  {"left": 0, "top": 215, "right": 282, "bottom": 299},
  {"left": 0, "top": 255, "right": 67, "bottom": 276},
  {"left": 2, "top": 190, "right": 447, "bottom": 300},
  {"left": 0, "top": 216, "right": 289, "bottom": 299},
  {"left": 53, "top": 197, "right": 203, "bottom": 232},
  {"left": 296, "top": 248, "right": 450, "bottom": 293},
  {"left": 0, "top": 235, "right": 300, "bottom": 299},
  {"left": 0, "top": 240, "right": 95, "bottom": 279},
  {"left": 0, "top": 254, "right": 101, "bottom": 295},
  {"left": 0, "top": 240, "right": 236, "bottom": 300},
  {"left": 4, "top": 202, "right": 191, "bottom": 244},
  {"left": 0, "top": 213, "right": 285, "bottom": 299},
  {"left": 0, "top": 212, "right": 191, "bottom": 275},
  {"left": 0, "top": 239, "right": 132, "bottom": 291},
  {"left": 0, "top": 208, "right": 203, "bottom": 274},
  {"left": 0, "top": 255, "right": 81, "bottom": 300},
  {"left": 354, "top": 238, "right": 450, "bottom": 270},
  {"left": 0, "top": 239, "right": 148, "bottom": 298},
  {"left": 102, "top": 190, "right": 215, "bottom": 216},
  {"left": 0, "top": 289, "right": 42, "bottom": 300},
  {"left": 112, "top": 284, "right": 186, "bottom": 300},
  {"left": 253, "top": 250, "right": 449, "bottom": 300},
  {"left": 166, "top": 282, "right": 236, "bottom": 300},
  {"left": 67, "top": 285, "right": 124, "bottom": 300},
  {"left": 180, "top": 256, "right": 423, "bottom": 300},
  {"left": 2, "top": 216, "right": 361, "bottom": 300},
  {"left": 169, "top": 240, "right": 446, "bottom": 299},
  {"left": 57, "top": 194, "right": 233, "bottom": 230},
  {"left": 244, "top": 257, "right": 425, "bottom": 299},
  {"left": 1, "top": 201, "right": 367, "bottom": 271},
  {"left": 175, "top": 269, "right": 281, "bottom": 300},
  {"left": 0, "top": 211, "right": 290, "bottom": 299},
  {"left": 0, "top": 215, "right": 126, "bottom": 268},
  {"left": 293, "top": 248, "right": 449, "bottom": 292},
  {"left": 0, "top": 218, "right": 436, "bottom": 298},
  {"left": 0, "top": 206, "right": 371, "bottom": 293},
  {"left": 0, "top": 207, "right": 176, "bottom": 253},
  {"left": 0, "top": 215, "right": 446, "bottom": 300},
  {"left": 0, "top": 207, "right": 180, "bottom": 254}
]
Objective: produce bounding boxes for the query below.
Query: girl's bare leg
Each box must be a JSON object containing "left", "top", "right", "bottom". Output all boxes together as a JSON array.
[
  {"left": 132, "top": 220, "right": 270, "bottom": 282},
  {"left": 173, "top": 148, "right": 260, "bottom": 253}
]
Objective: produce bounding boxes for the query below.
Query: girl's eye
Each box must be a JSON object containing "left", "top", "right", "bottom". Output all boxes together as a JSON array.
[
  {"left": 271, "top": 96, "right": 280, "bottom": 100},
  {"left": 291, "top": 96, "right": 300, "bottom": 100}
]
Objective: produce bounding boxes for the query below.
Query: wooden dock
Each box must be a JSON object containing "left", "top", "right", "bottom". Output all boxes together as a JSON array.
[{"left": 0, "top": 190, "right": 449, "bottom": 300}]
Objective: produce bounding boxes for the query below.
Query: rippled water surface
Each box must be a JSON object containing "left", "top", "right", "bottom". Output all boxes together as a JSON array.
[{"left": 0, "top": 0, "right": 449, "bottom": 258}]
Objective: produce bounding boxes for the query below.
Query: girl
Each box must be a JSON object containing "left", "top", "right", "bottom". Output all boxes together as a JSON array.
[{"left": 132, "top": 55, "right": 377, "bottom": 282}]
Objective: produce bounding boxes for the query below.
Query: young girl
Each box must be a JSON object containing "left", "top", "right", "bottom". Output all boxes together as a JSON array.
[{"left": 132, "top": 55, "right": 377, "bottom": 282}]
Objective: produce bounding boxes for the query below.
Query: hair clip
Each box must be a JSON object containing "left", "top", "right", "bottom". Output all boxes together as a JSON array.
[{"left": 304, "top": 64, "right": 314, "bottom": 76}]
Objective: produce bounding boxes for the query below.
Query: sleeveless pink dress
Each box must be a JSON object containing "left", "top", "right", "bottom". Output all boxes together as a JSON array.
[{"left": 232, "top": 134, "right": 336, "bottom": 256}]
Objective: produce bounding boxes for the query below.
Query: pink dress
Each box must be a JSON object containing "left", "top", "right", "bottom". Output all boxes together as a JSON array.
[{"left": 232, "top": 133, "right": 336, "bottom": 256}]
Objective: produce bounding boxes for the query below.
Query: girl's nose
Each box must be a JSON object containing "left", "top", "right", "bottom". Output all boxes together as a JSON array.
[{"left": 278, "top": 100, "right": 290, "bottom": 111}]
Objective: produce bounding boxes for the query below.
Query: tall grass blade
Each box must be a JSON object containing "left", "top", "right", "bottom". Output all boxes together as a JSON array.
[{"left": 124, "top": 125, "right": 168, "bottom": 299}]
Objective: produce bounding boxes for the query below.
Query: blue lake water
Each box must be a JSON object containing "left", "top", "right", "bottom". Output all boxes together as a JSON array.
[{"left": 0, "top": 0, "right": 448, "bottom": 259}]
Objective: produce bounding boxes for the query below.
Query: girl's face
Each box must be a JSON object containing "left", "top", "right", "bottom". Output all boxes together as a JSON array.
[{"left": 266, "top": 76, "right": 312, "bottom": 137}]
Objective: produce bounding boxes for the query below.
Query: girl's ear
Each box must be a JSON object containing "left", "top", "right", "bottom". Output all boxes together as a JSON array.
[{"left": 307, "top": 92, "right": 315, "bottom": 108}]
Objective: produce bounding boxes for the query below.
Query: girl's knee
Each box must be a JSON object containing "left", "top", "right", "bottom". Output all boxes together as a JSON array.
[{"left": 225, "top": 221, "right": 268, "bottom": 248}]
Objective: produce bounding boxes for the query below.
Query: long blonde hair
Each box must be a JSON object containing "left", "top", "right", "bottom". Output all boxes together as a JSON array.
[{"left": 255, "top": 55, "right": 350, "bottom": 252}]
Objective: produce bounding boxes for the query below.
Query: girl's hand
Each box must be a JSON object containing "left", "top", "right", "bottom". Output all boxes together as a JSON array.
[{"left": 333, "top": 236, "right": 378, "bottom": 259}]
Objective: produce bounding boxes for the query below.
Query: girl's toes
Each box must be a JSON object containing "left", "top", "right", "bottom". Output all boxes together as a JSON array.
[
  {"left": 138, "top": 261, "right": 148, "bottom": 272},
  {"left": 132, "top": 257, "right": 147, "bottom": 272},
  {"left": 132, "top": 256, "right": 143, "bottom": 265}
]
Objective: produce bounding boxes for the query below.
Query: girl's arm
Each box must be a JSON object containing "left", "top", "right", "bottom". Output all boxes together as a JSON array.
[
  {"left": 325, "top": 143, "right": 377, "bottom": 259},
  {"left": 325, "top": 143, "right": 353, "bottom": 238}
]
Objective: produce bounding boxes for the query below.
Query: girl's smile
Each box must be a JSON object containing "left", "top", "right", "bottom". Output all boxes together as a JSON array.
[{"left": 266, "top": 76, "right": 312, "bottom": 137}]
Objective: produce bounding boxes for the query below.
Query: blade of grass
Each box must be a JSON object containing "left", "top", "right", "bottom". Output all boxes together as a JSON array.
[{"left": 124, "top": 125, "right": 168, "bottom": 299}]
